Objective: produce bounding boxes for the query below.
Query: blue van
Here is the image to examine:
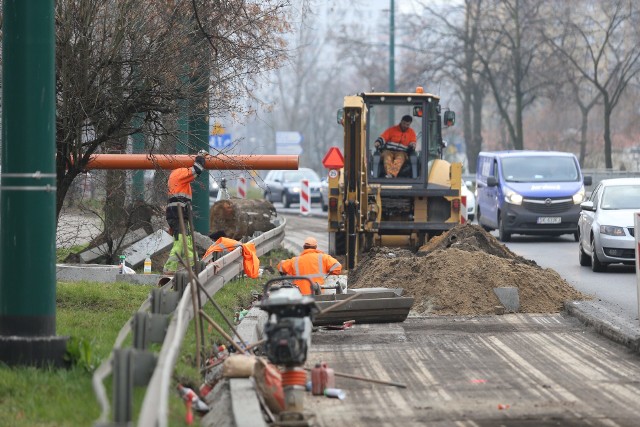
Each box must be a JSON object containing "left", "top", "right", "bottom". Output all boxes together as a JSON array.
[{"left": 476, "top": 150, "right": 592, "bottom": 242}]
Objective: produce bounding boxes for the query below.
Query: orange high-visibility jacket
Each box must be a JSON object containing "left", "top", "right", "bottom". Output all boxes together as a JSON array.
[
  {"left": 203, "top": 237, "right": 242, "bottom": 259},
  {"left": 166, "top": 167, "right": 198, "bottom": 234},
  {"left": 168, "top": 167, "right": 197, "bottom": 200},
  {"left": 203, "top": 237, "right": 260, "bottom": 279},
  {"left": 276, "top": 249, "right": 342, "bottom": 295},
  {"left": 378, "top": 125, "right": 416, "bottom": 152}
]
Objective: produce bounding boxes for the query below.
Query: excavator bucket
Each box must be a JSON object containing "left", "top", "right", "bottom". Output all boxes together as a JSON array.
[{"left": 313, "top": 288, "right": 414, "bottom": 326}]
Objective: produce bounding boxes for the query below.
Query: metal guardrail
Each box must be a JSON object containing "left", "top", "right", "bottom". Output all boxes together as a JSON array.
[{"left": 92, "top": 217, "right": 286, "bottom": 426}]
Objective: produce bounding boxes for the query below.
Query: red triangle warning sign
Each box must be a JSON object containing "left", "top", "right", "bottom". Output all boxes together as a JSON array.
[{"left": 322, "top": 147, "right": 344, "bottom": 169}]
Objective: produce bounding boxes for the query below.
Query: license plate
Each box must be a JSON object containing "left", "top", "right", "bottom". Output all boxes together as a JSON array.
[{"left": 537, "top": 217, "right": 561, "bottom": 224}]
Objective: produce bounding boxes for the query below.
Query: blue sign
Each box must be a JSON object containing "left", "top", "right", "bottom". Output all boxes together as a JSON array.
[
  {"left": 275, "top": 131, "right": 303, "bottom": 155},
  {"left": 209, "top": 133, "right": 232, "bottom": 149}
]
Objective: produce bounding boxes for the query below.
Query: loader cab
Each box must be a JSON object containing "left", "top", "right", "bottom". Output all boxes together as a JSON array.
[{"left": 363, "top": 92, "right": 451, "bottom": 187}]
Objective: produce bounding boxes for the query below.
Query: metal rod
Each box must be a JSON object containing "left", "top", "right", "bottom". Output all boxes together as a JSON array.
[
  {"left": 177, "top": 208, "right": 202, "bottom": 369},
  {"left": 199, "top": 310, "right": 247, "bottom": 354},
  {"left": 187, "top": 205, "right": 206, "bottom": 358},
  {"left": 185, "top": 270, "right": 250, "bottom": 351},
  {"left": 303, "top": 367, "right": 406, "bottom": 389}
]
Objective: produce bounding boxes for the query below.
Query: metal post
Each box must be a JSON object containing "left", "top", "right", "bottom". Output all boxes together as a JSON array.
[
  {"left": 388, "top": 0, "right": 395, "bottom": 127},
  {"left": 190, "top": 77, "right": 211, "bottom": 235},
  {"left": 635, "top": 212, "right": 640, "bottom": 325},
  {"left": 0, "top": 0, "right": 68, "bottom": 366},
  {"left": 131, "top": 114, "right": 145, "bottom": 202},
  {"left": 389, "top": 0, "right": 395, "bottom": 94}
]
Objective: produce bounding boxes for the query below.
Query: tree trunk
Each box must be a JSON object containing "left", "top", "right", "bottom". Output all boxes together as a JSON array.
[
  {"left": 579, "top": 106, "right": 588, "bottom": 166},
  {"left": 603, "top": 101, "right": 613, "bottom": 169}
]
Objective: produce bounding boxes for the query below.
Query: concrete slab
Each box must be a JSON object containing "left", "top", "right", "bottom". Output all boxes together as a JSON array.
[
  {"left": 56, "top": 264, "right": 120, "bottom": 282},
  {"left": 493, "top": 286, "right": 520, "bottom": 312},
  {"left": 79, "top": 228, "right": 147, "bottom": 263},
  {"left": 122, "top": 229, "right": 173, "bottom": 268}
]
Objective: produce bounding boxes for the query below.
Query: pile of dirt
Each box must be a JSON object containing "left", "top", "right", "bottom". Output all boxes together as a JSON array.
[{"left": 348, "top": 224, "right": 589, "bottom": 315}]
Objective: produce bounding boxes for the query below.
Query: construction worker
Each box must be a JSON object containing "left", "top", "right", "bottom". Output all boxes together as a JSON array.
[
  {"left": 203, "top": 230, "right": 260, "bottom": 278},
  {"left": 276, "top": 237, "right": 342, "bottom": 295},
  {"left": 162, "top": 153, "right": 206, "bottom": 275},
  {"left": 374, "top": 114, "right": 417, "bottom": 178}
]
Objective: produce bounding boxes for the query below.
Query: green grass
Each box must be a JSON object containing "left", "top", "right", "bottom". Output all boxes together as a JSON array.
[{"left": 0, "top": 247, "right": 295, "bottom": 427}]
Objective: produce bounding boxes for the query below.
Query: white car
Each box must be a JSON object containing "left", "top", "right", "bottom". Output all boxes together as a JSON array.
[
  {"left": 461, "top": 180, "right": 476, "bottom": 222},
  {"left": 578, "top": 178, "right": 640, "bottom": 272}
]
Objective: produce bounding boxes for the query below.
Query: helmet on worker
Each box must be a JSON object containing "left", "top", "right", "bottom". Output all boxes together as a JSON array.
[{"left": 303, "top": 237, "right": 317, "bottom": 249}]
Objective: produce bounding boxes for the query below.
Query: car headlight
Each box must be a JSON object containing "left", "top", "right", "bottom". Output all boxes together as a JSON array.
[
  {"left": 291, "top": 186, "right": 300, "bottom": 193},
  {"left": 572, "top": 185, "right": 586, "bottom": 204},
  {"left": 600, "top": 225, "right": 626, "bottom": 236},
  {"left": 504, "top": 189, "right": 523, "bottom": 205}
]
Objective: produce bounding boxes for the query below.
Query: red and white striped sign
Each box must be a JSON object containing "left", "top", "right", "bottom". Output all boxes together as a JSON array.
[
  {"left": 300, "top": 179, "right": 310, "bottom": 215},
  {"left": 460, "top": 195, "right": 467, "bottom": 224},
  {"left": 237, "top": 177, "right": 247, "bottom": 199}
]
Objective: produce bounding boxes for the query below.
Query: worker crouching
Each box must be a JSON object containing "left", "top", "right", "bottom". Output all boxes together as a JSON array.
[{"left": 276, "top": 237, "right": 342, "bottom": 295}]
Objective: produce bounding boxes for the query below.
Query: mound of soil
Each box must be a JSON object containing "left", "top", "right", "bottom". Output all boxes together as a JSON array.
[{"left": 348, "top": 224, "right": 589, "bottom": 315}]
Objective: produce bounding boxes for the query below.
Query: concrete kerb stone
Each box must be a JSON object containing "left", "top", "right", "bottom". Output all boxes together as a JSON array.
[
  {"left": 565, "top": 300, "right": 640, "bottom": 353},
  {"left": 234, "top": 306, "right": 267, "bottom": 351},
  {"left": 56, "top": 264, "right": 120, "bottom": 282}
]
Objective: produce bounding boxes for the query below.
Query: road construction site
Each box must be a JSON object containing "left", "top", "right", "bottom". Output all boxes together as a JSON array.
[
  {"left": 51, "top": 208, "right": 640, "bottom": 426},
  {"left": 197, "top": 213, "right": 640, "bottom": 427}
]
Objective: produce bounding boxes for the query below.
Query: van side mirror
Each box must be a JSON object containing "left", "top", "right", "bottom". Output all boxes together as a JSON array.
[
  {"left": 583, "top": 175, "right": 592, "bottom": 186},
  {"left": 487, "top": 176, "right": 498, "bottom": 187},
  {"left": 336, "top": 109, "right": 344, "bottom": 126},
  {"left": 580, "top": 200, "right": 595, "bottom": 211},
  {"left": 443, "top": 110, "right": 455, "bottom": 127}
]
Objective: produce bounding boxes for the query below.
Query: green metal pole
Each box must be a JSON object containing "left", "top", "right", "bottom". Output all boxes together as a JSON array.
[
  {"left": 131, "top": 114, "right": 145, "bottom": 201},
  {"left": 389, "top": 0, "right": 395, "bottom": 94},
  {"left": 189, "top": 78, "right": 210, "bottom": 235},
  {"left": 0, "top": 0, "right": 68, "bottom": 366},
  {"left": 389, "top": 0, "right": 395, "bottom": 127}
]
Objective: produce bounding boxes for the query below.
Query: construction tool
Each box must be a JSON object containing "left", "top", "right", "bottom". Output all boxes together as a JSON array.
[{"left": 303, "top": 366, "right": 406, "bottom": 389}]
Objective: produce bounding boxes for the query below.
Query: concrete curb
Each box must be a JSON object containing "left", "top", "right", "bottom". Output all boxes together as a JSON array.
[{"left": 565, "top": 300, "right": 640, "bottom": 353}]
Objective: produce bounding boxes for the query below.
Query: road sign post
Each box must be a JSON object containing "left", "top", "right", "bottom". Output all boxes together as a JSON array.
[{"left": 633, "top": 212, "right": 640, "bottom": 326}]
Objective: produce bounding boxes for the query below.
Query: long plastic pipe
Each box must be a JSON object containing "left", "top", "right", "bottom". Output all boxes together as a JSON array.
[{"left": 84, "top": 154, "right": 298, "bottom": 170}]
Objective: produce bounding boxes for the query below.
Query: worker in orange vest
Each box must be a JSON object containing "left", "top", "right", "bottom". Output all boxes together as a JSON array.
[
  {"left": 374, "top": 115, "right": 417, "bottom": 178},
  {"left": 203, "top": 231, "right": 260, "bottom": 278},
  {"left": 162, "top": 153, "right": 206, "bottom": 275},
  {"left": 276, "top": 237, "right": 342, "bottom": 295}
]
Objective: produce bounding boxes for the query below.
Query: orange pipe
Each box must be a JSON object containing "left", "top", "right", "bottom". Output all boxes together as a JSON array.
[{"left": 84, "top": 154, "right": 299, "bottom": 170}]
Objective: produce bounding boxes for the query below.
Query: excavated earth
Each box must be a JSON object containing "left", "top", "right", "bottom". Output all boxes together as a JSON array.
[{"left": 348, "top": 224, "right": 590, "bottom": 315}]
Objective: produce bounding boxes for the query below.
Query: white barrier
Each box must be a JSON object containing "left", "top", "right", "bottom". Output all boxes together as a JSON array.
[
  {"left": 460, "top": 195, "right": 467, "bottom": 224},
  {"left": 237, "top": 177, "right": 247, "bottom": 199},
  {"left": 300, "top": 178, "right": 310, "bottom": 215}
]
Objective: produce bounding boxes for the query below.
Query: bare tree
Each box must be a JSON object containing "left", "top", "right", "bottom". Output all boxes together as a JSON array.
[
  {"left": 53, "top": 0, "right": 292, "bottom": 223},
  {"left": 407, "top": 0, "right": 488, "bottom": 173},
  {"left": 544, "top": 0, "right": 640, "bottom": 168},
  {"left": 475, "top": 0, "right": 551, "bottom": 150}
]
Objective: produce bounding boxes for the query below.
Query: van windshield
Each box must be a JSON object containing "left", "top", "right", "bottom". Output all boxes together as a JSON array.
[{"left": 501, "top": 156, "right": 579, "bottom": 183}]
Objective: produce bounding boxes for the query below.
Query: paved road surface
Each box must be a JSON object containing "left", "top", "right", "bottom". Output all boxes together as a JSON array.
[
  {"left": 307, "top": 313, "right": 640, "bottom": 426},
  {"left": 279, "top": 212, "right": 640, "bottom": 426}
]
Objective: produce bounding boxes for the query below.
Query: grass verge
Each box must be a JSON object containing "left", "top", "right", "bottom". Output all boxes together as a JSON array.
[{"left": 0, "top": 247, "right": 294, "bottom": 427}]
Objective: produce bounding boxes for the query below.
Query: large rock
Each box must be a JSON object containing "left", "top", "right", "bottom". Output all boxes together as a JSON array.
[{"left": 209, "top": 198, "right": 276, "bottom": 240}]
